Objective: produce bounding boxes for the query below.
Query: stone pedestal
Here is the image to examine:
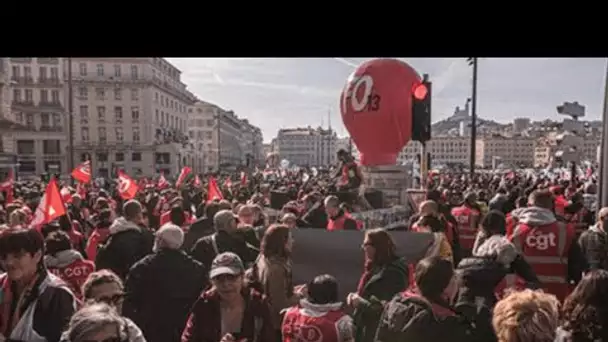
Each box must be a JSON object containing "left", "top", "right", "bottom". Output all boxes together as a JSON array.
[{"left": 361, "top": 165, "right": 413, "bottom": 207}]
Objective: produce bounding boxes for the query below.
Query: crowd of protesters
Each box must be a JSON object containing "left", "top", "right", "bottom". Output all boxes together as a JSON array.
[{"left": 0, "top": 149, "right": 605, "bottom": 342}]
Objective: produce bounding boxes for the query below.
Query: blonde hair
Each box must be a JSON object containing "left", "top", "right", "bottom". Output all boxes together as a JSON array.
[{"left": 492, "top": 289, "right": 560, "bottom": 342}]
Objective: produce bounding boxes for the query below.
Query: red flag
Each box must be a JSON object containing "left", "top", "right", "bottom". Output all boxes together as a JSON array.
[
  {"left": 240, "top": 171, "right": 248, "bottom": 186},
  {"left": 207, "top": 177, "right": 224, "bottom": 203},
  {"left": 117, "top": 171, "right": 139, "bottom": 200},
  {"left": 0, "top": 170, "right": 14, "bottom": 204},
  {"left": 30, "top": 177, "right": 66, "bottom": 230},
  {"left": 193, "top": 175, "right": 201, "bottom": 187},
  {"left": 71, "top": 161, "right": 92, "bottom": 184},
  {"left": 176, "top": 166, "right": 192, "bottom": 189},
  {"left": 60, "top": 187, "right": 73, "bottom": 204},
  {"left": 157, "top": 173, "right": 170, "bottom": 189}
]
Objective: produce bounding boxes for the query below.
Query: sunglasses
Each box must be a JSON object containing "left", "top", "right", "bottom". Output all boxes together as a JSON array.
[
  {"left": 212, "top": 274, "right": 240, "bottom": 283},
  {"left": 97, "top": 293, "right": 125, "bottom": 305}
]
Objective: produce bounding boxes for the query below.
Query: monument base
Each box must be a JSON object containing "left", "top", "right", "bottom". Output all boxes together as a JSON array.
[{"left": 361, "top": 165, "right": 413, "bottom": 207}]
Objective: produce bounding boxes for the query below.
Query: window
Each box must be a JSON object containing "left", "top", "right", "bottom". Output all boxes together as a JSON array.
[
  {"left": 115, "top": 152, "right": 124, "bottom": 162},
  {"left": 133, "top": 127, "right": 140, "bottom": 142},
  {"left": 16, "top": 140, "right": 35, "bottom": 154},
  {"left": 131, "top": 106, "right": 139, "bottom": 122},
  {"left": 43, "top": 140, "right": 61, "bottom": 154},
  {"left": 156, "top": 109, "right": 159, "bottom": 123},
  {"left": 25, "top": 89, "right": 33, "bottom": 102},
  {"left": 113, "top": 64, "right": 121, "bottom": 77},
  {"left": 39, "top": 67, "right": 47, "bottom": 81},
  {"left": 41, "top": 113, "right": 50, "bottom": 127},
  {"left": 97, "top": 153, "right": 108, "bottom": 162},
  {"left": 52, "top": 113, "right": 60, "bottom": 127},
  {"left": 96, "top": 64, "right": 104, "bottom": 76},
  {"left": 51, "top": 90, "right": 60, "bottom": 103},
  {"left": 155, "top": 92, "right": 159, "bottom": 102},
  {"left": 79, "top": 63, "right": 87, "bottom": 76},
  {"left": 115, "top": 127, "right": 124, "bottom": 141},
  {"left": 50, "top": 67, "right": 58, "bottom": 80},
  {"left": 130, "top": 65, "right": 138, "bottom": 79},
  {"left": 114, "top": 88, "right": 122, "bottom": 100},
  {"left": 78, "top": 87, "right": 88, "bottom": 99},
  {"left": 97, "top": 106, "right": 106, "bottom": 122},
  {"left": 130, "top": 88, "right": 139, "bottom": 101},
  {"left": 25, "top": 113, "right": 34, "bottom": 127},
  {"left": 207, "top": 119, "right": 214, "bottom": 126},
  {"left": 40, "top": 89, "right": 48, "bottom": 103},
  {"left": 95, "top": 88, "right": 105, "bottom": 100},
  {"left": 12, "top": 89, "right": 21, "bottom": 102},
  {"left": 82, "top": 127, "right": 89, "bottom": 141},
  {"left": 24, "top": 66, "right": 31, "bottom": 78},
  {"left": 11, "top": 66, "right": 19, "bottom": 78},
  {"left": 16, "top": 113, "right": 23, "bottom": 123},
  {"left": 79, "top": 105, "right": 89, "bottom": 122},
  {"left": 132, "top": 152, "right": 142, "bottom": 161},
  {"left": 205, "top": 132, "right": 213, "bottom": 140},
  {"left": 114, "top": 106, "right": 123, "bottom": 122},
  {"left": 99, "top": 127, "right": 107, "bottom": 142}
]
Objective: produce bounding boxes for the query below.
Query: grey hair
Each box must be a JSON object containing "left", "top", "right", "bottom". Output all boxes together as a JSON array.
[{"left": 61, "top": 302, "right": 127, "bottom": 342}]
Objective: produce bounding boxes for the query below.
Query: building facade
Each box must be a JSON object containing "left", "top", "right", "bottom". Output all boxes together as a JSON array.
[
  {"left": 476, "top": 134, "right": 536, "bottom": 168},
  {"left": 275, "top": 127, "right": 337, "bottom": 167},
  {"left": 398, "top": 136, "right": 471, "bottom": 167},
  {"left": 5, "top": 57, "right": 67, "bottom": 178},
  {"left": 188, "top": 101, "right": 264, "bottom": 172},
  {"left": 67, "top": 58, "right": 197, "bottom": 178}
]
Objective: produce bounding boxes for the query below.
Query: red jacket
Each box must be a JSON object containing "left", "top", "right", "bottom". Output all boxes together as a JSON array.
[
  {"left": 283, "top": 302, "right": 350, "bottom": 342},
  {"left": 181, "top": 289, "right": 274, "bottom": 342},
  {"left": 451, "top": 205, "right": 480, "bottom": 250},
  {"left": 47, "top": 251, "right": 95, "bottom": 300},
  {"left": 507, "top": 209, "right": 576, "bottom": 302},
  {"left": 327, "top": 211, "right": 361, "bottom": 231}
]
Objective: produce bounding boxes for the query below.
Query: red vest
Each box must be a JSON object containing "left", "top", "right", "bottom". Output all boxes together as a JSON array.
[
  {"left": 451, "top": 206, "right": 480, "bottom": 250},
  {"left": 86, "top": 228, "right": 110, "bottom": 261},
  {"left": 507, "top": 220, "right": 575, "bottom": 302},
  {"left": 282, "top": 306, "right": 345, "bottom": 342},
  {"left": 327, "top": 212, "right": 361, "bottom": 231},
  {"left": 49, "top": 258, "right": 95, "bottom": 300}
]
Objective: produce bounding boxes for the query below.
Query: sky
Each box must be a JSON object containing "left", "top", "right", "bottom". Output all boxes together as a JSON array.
[{"left": 166, "top": 58, "right": 607, "bottom": 143}]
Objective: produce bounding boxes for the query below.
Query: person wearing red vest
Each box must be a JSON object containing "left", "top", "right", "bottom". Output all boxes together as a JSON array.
[
  {"left": 44, "top": 230, "right": 95, "bottom": 301},
  {"left": 507, "top": 189, "right": 585, "bottom": 302},
  {"left": 451, "top": 192, "right": 481, "bottom": 258},
  {"left": 324, "top": 196, "right": 359, "bottom": 231},
  {"left": 282, "top": 274, "right": 354, "bottom": 342},
  {"left": 86, "top": 208, "right": 113, "bottom": 262}
]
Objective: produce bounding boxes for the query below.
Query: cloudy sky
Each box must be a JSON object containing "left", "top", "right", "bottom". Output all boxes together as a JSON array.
[{"left": 166, "top": 58, "right": 607, "bottom": 142}]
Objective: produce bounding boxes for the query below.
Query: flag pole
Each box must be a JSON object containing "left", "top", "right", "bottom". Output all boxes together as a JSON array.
[{"left": 599, "top": 58, "right": 608, "bottom": 207}]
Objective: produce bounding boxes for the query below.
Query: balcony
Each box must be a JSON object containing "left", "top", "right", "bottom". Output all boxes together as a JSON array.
[
  {"left": 39, "top": 125, "right": 63, "bottom": 133},
  {"left": 37, "top": 58, "right": 59, "bottom": 65},
  {"left": 10, "top": 58, "right": 32, "bottom": 63},
  {"left": 11, "top": 76, "right": 35, "bottom": 85},
  {"left": 38, "top": 78, "right": 62, "bottom": 86},
  {"left": 11, "top": 100, "right": 36, "bottom": 110},
  {"left": 38, "top": 101, "right": 64, "bottom": 110}
]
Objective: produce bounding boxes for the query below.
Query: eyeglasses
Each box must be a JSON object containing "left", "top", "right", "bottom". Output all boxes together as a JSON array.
[
  {"left": 212, "top": 274, "right": 240, "bottom": 283},
  {"left": 97, "top": 293, "right": 125, "bottom": 305}
]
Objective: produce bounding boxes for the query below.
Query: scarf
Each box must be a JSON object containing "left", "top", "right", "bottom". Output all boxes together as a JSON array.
[
  {"left": 356, "top": 259, "right": 374, "bottom": 295},
  {"left": 0, "top": 272, "right": 40, "bottom": 337}
]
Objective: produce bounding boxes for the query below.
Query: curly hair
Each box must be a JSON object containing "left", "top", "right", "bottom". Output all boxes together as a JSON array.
[
  {"left": 561, "top": 270, "right": 608, "bottom": 341},
  {"left": 492, "top": 289, "right": 560, "bottom": 342}
]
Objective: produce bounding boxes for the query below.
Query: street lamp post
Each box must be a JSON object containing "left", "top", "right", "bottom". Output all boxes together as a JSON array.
[
  {"left": 467, "top": 58, "right": 478, "bottom": 176},
  {"left": 67, "top": 57, "right": 74, "bottom": 180}
]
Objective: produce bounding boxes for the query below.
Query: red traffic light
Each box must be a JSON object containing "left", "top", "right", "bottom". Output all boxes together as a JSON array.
[{"left": 413, "top": 83, "right": 428, "bottom": 100}]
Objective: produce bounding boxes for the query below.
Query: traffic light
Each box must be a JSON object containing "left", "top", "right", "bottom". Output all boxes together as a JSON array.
[{"left": 411, "top": 77, "right": 432, "bottom": 143}]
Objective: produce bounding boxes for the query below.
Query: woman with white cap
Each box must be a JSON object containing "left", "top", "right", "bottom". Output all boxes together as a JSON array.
[{"left": 182, "top": 252, "right": 274, "bottom": 342}]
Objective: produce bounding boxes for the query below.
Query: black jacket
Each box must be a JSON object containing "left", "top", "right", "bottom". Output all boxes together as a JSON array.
[
  {"left": 190, "top": 230, "right": 259, "bottom": 269},
  {"left": 123, "top": 249, "right": 208, "bottom": 342},
  {"left": 3, "top": 271, "right": 75, "bottom": 342},
  {"left": 182, "top": 217, "right": 215, "bottom": 252},
  {"left": 95, "top": 218, "right": 154, "bottom": 280}
]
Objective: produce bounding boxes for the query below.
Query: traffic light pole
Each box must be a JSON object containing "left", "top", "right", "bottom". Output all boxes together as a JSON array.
[
  {"left": 420, "top": 142, "right": 428, "bottom": 189},
  {"left": 469, "top": 58, "right": 478, "bottom": 177}
]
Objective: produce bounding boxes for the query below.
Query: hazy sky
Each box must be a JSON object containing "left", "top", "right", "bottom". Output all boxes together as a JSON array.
[{"left": 166, "top": 58, "right": 607, "bottom": 142}]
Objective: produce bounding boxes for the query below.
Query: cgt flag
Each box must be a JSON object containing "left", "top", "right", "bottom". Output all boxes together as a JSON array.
[
  {"left": 117, "top": 170, "right": 139, "bottom": 200},
  {"left": 30, "top": 177, "right": 66, "bottom": 231},
  {"left": 71, "top": 161, "right": 92, "bottom": 184}
]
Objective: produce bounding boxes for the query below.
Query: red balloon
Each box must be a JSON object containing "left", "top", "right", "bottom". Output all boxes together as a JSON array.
[{"left": 340, "top": 59, "right": 421, "bottom": 166}]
